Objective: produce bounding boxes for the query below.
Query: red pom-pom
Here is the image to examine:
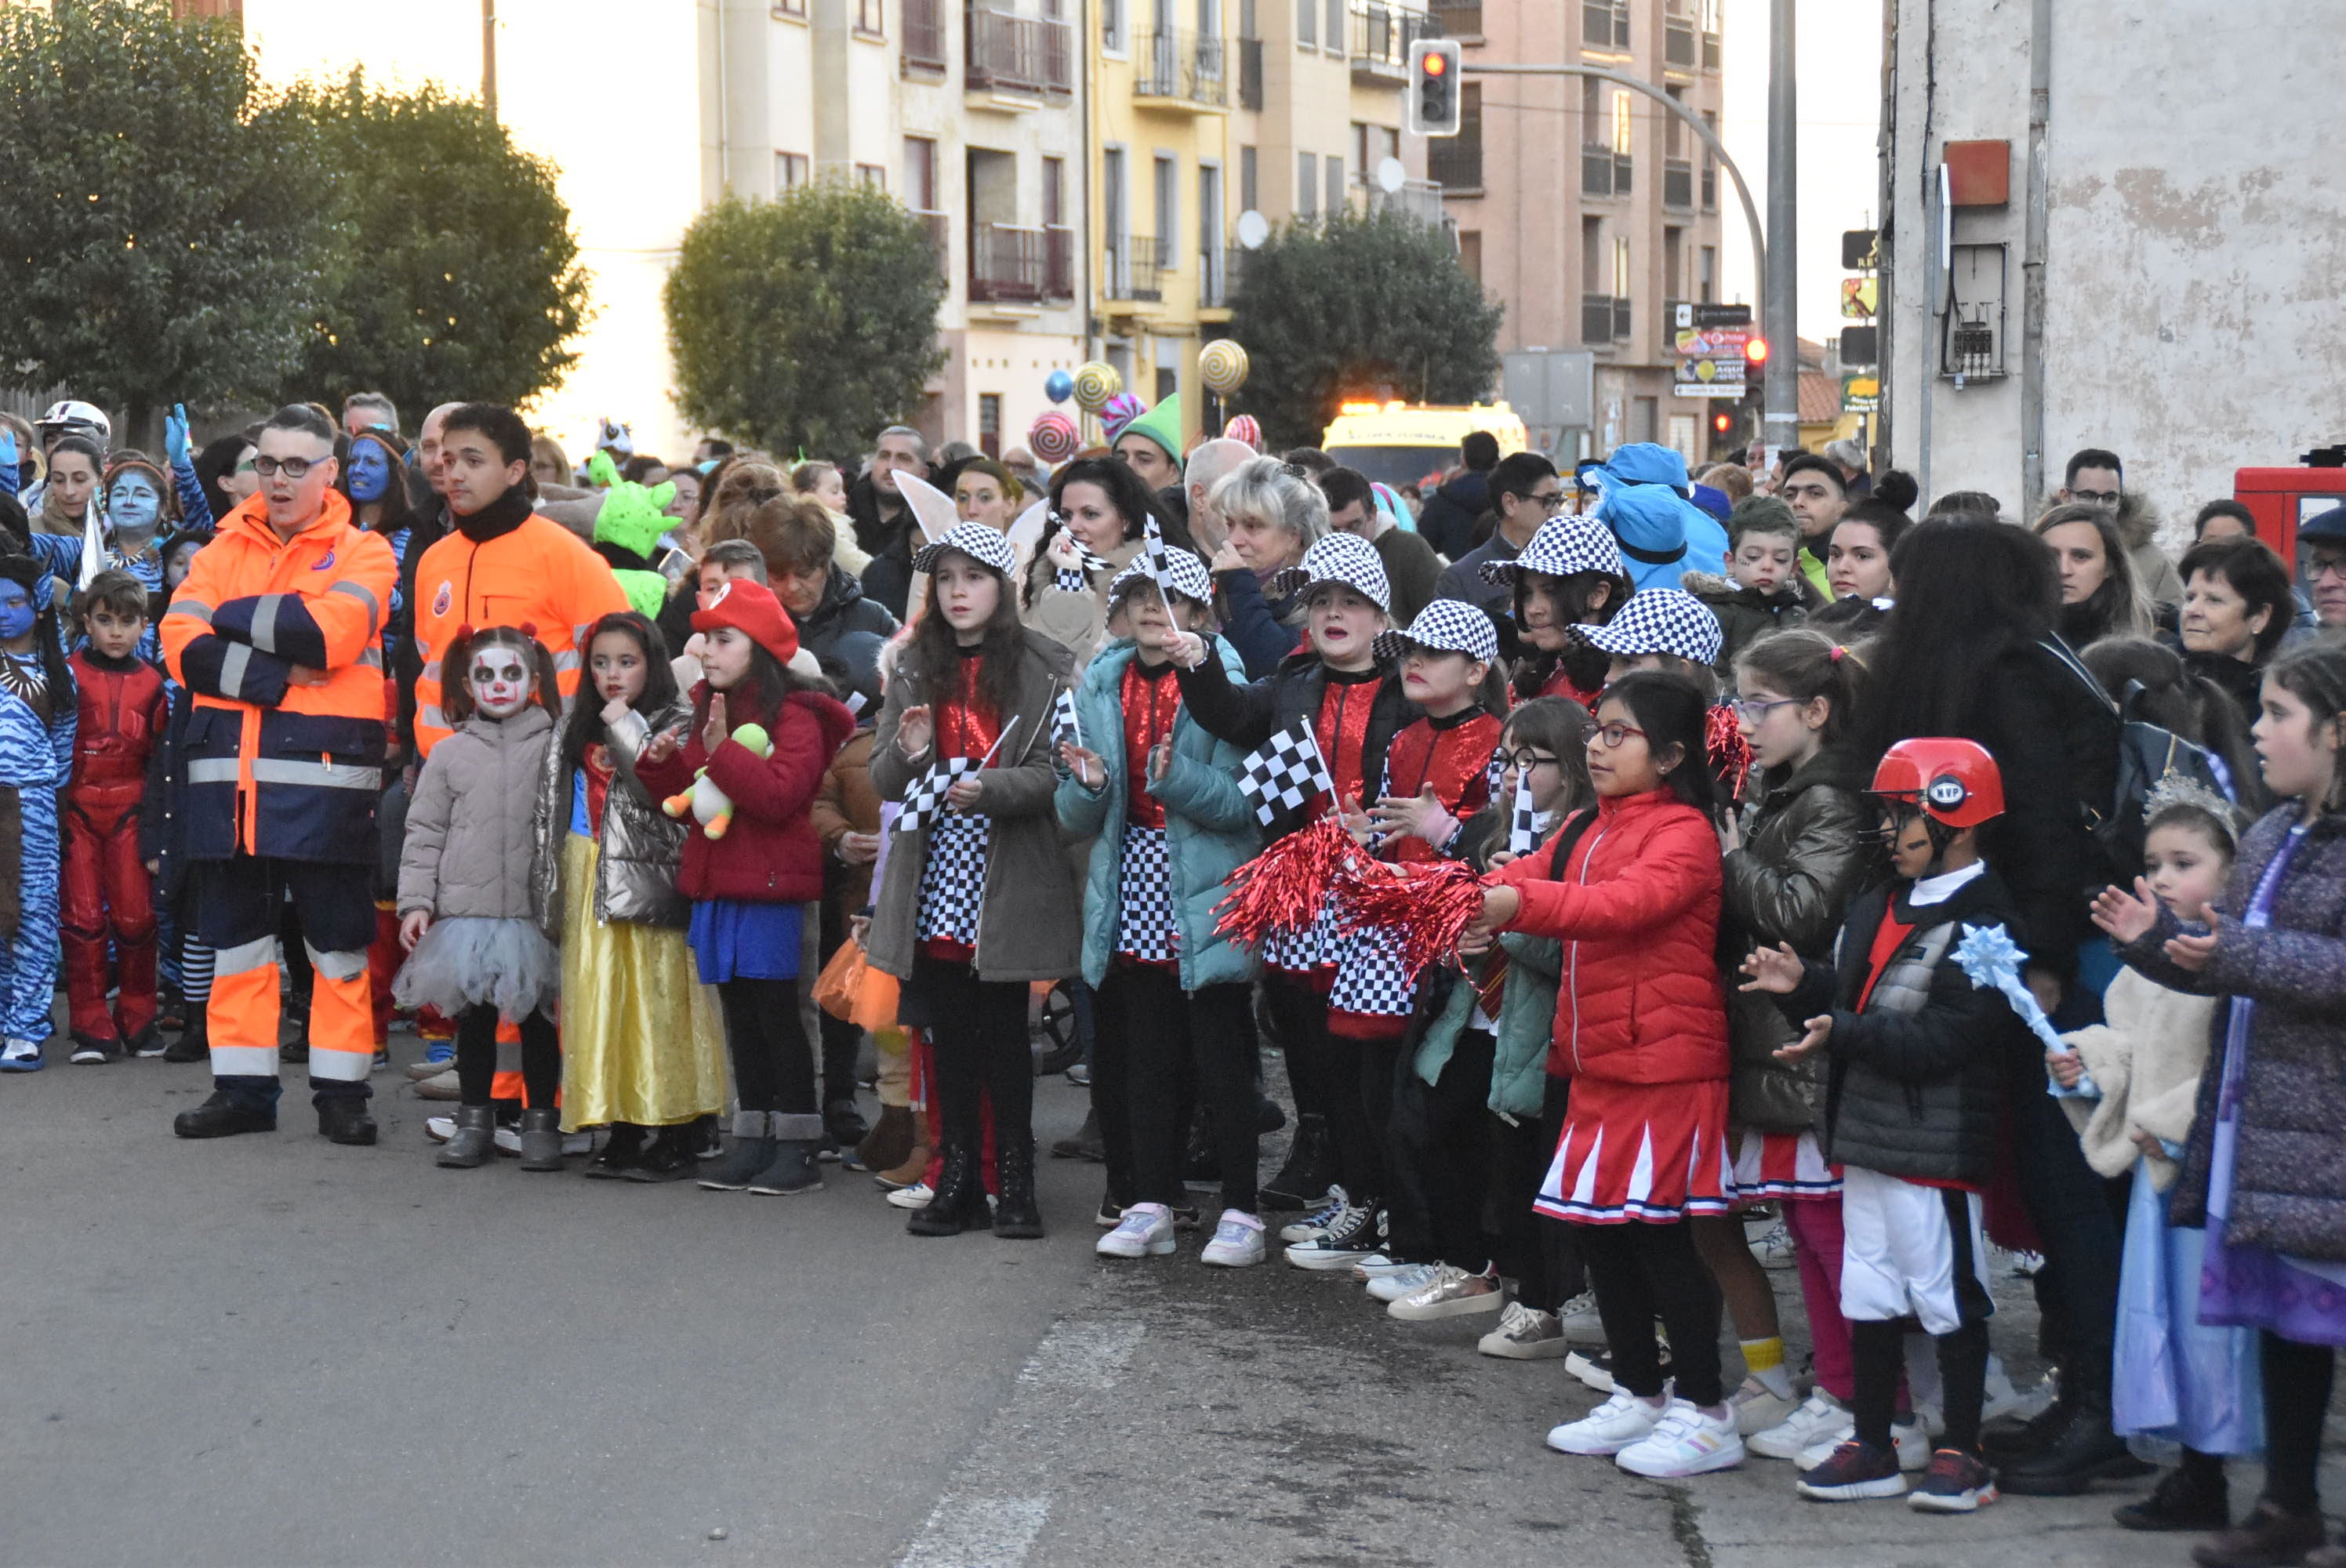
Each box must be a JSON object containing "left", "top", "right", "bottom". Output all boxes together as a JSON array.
[
  {"left": 1334, "top": 857, "right": 1490, "bottom": 984},
  {"left": 1215, "top": 817, "right": 1361, "bottom": 946},
  {"left": 1705, "top": 702, "right": 1756, "bottom": 804}
]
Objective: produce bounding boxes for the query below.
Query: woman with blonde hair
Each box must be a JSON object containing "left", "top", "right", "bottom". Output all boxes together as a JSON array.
[{"left": 1207, "top": 456, "right": 1329, "bottom": 678}]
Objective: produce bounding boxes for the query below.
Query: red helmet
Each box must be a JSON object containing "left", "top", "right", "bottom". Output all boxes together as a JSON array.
[{"left": 1870, "top": 738, "right": 2004, "bottom": 828}]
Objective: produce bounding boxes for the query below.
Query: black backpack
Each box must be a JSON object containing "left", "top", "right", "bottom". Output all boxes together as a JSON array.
[{"left": 2036, "top": 637, "right": 2228, "bottom": 873}]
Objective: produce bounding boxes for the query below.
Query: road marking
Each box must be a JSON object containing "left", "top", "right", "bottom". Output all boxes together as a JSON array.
[
  {"left": 896, "top": 1495, "right": 1049, "bottom": 1568},
  {"left": 1017, "top": 1319, "right": 1146, "bottom": 1392}
]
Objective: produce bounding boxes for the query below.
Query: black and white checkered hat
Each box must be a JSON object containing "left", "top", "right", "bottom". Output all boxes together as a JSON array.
[
  {"left": 1577, "top": 587, "right": 1723, "bottom": 666},
  {"left": 1479, "top": 517, "right": 1625, "bottom": 587},
  {"left": 912, "top": 521, "right": 1019, "bottom": 578},
  {"left": 1109, "top": 543, "right": 1214, "bottom": 606},
  {"left": 1266, "top": 532, "right": 1391, "bottom": 612},
  {"left": 1373, "top": 597, "right": 1501, "bottom": 665}
]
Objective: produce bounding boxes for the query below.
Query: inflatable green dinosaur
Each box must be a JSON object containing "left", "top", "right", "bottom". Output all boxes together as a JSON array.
[{"left": 588, "top": 449, "right": 677, "bottom": 619}]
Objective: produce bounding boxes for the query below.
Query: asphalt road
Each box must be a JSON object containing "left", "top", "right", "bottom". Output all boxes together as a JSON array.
[{"left": 2, "top": 1029, "right": 2335, "bottom": 1568}]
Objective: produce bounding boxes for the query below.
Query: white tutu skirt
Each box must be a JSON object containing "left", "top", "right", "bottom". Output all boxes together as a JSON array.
[{"left": 392, "top": 915, "right": 561, "bottom": 1022}]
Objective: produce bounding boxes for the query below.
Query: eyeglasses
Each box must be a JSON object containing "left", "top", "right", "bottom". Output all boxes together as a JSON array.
[
  {"left": 2306, "top": 552, "right": 2346, "bottom": 583},
  {"left": 1491, "top": 746, "right": 1562, "bottom": 773},
  {"left": 1727, "top": 696, "right": 1803, "bottom": 723},
  {"left": 1582, "top": 720, "right": 1647, "bottom": 750},
  {"left": 252, "top": 455, "right": 328, "bottom": 479},
  {"left": 2070, "top": 488, "right": 2122, "bottom": 506},
  {"left": 1515, "top": 488, "right": 1567, "bottom": 511}
]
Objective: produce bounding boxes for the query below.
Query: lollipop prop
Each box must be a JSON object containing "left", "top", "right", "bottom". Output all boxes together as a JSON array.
[
  {"left": 1028, "top": 411, "right": 1079, "bottom": 465},
  {"left": 1072, "top": 361, "right": 1121, "bottom": 414},
  {"left": 1952, "top": 924, "right": 2098, "bottom": 1099},
  {"left": 1200, "top": 339, "right": 1251, "bottom": 395}
]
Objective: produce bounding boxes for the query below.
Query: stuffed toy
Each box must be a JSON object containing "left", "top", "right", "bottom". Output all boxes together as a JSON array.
[
  {"left": 586, "top": 451, "right": 676, "bottom": 617},
  {"left": 662, "top": 723, "right": 772, "bottom": 841}
]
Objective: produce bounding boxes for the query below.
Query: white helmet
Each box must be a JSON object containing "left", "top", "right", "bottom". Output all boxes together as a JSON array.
[{"left": 36, "top": 399, "right": 111, "bottom": 445}]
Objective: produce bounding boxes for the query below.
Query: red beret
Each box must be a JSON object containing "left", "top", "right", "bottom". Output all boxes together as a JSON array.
[{"left": 691, "top": 576, "right": 799, "bottom": 666}]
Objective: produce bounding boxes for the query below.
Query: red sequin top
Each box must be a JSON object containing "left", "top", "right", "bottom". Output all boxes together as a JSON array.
[
  {"left": 1119, "top": 659, "right": 1182, "bottom": 829},
  {"left": 1313, "top": 666, "right": 1385, "bottom": 817},
  {"left": 937, "top": 645, "right": 1005, "bottom": 765},
  {"left": 1378, "top": 708, "right": 1504, "bottom": 863},
  {"left": 1539, "top": 662, "right": 1604, "bottom": 711}
]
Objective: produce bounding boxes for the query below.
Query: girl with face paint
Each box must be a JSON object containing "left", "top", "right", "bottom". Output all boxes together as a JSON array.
[
  {"left": 390, "top": 626, "right": 572, "bottom": 1169},
  {"left": 99, "top": 455, "right": 173, "bottom": 663},
  {"left": 336, "top": 432, "right": 421, "bottom": 669},
  {"left": 0, "top": 556, "right": 79, "bottom": 1071}
]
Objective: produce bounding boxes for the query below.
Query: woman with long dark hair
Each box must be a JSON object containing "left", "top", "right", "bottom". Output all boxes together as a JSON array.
[
  {"left": 1025, "top": 456, "right": 1178, "bottom": 667},
  {"left": 1486, "top": 516, "right": 1630, "bottom": 709}
]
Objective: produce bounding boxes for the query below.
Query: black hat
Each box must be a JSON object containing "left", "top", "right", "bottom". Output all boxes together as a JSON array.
[{"left": 2301, "top": 505, "right": 2346, "bottom": 544}]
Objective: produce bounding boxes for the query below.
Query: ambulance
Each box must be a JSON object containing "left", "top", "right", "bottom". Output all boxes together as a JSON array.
[{"left": 1320, "top": 401, "right": 1528, "bottom": 492}]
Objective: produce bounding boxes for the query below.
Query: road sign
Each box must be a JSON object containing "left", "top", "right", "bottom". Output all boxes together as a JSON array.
[
  {"left": 1680, "top": 302, "right": 1752, "bottom": 328},
  {"left": 1841, "top": 228, "right": 1879, "bottom": 270},
  {"left": 1673, "top": 315, "right": 1749, "bottom": 398},
  {"left": 1840, "top": 276, "right": 1877, "bottom": 319},
  {"left": 1841, "top": 372, "right": 1880, "bottom": 413},
  {"left": 1839, "top": 324, "right": 1879, "bottom": 365}
]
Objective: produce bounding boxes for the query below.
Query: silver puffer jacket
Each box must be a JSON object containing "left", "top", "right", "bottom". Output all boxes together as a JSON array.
[{"left": 532, "top": 698, "right": 692, "bottom": 933}]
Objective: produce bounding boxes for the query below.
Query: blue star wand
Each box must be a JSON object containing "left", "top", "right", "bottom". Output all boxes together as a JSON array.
[{"left": 1952, "top": 923, "right": 2097, "bottom": 1099}]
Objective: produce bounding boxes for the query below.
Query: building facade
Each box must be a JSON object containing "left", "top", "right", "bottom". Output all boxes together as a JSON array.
[
  {"left": 1878, "top": 0, "right": 2343, "bottom": 532},
  {"left": 1433, "top": 0, "right": 1726, "bottom": 469}
]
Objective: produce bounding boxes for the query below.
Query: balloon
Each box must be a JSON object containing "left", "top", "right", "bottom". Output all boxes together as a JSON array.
[
  {"left": 1072, "top": 361, "right": 1121, "bottom": 413},
  {"left": 1100, "top": 392, "right": 1146, "bottom": 445},
  {"left": 1200, "top": 339, "right": 1251, "bottom": 395},
  {"left": 1028, "top": 411, "right": 1079, "bottom": 463},
  {"left": 1222, "top": 413, "right": 1262, "bottom": 451},
  {"left": 1044, "top": 369, "right": 1074, "bottom": 404}
]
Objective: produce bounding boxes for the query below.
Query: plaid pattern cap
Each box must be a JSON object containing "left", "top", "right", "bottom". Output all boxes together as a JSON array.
[
  {"left": 1479, "top": 516, "right": 1625, "bottom": 586},
  {"left": 912, "top": 521, "right": 1019, "bottom": 578},
  {"left": 1576, "top": 587, "right": 1724, "bottom": 666},
  {"left": 1373, "top": 597, "right": 1501, "bottom": 665},
  {"left": 1266, "top": 531, "right": 1392, "bottom": 612}
]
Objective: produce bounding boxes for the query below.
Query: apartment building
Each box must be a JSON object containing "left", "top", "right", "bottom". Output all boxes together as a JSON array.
[
  {"left": 1228, "top": 0, "right": 1433, "bottom": 238},
  {"left": 1433, "top": 0, "right": 1726, "bottom": 466}
]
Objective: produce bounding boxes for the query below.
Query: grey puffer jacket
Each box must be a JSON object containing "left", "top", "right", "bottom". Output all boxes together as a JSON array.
[
  {"left": 398, "top": 706, "right": 557, "bottom": 922},
  {"left": 1780, "top": 865, "right": 2022, "bottom": 1185},
  {"left": 532, "top": 697, "right": 693, "bottom": 934},
  {"left": 1721, "top": 749, "right": 1880, "bottom": 1134},
  {"left": 2123, "top": 806, "right": 2346, "bottom": 1260}
]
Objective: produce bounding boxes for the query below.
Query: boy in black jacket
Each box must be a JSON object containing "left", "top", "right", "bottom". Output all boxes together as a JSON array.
[{"left": 1740, "top": 737, "right": 2022, "bottom": 1515}]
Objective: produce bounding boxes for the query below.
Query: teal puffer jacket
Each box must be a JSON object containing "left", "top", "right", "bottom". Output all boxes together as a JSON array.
[
  {"left": 1414, "top": 931, "right": 1562, "bottom": 1119},
  {"left": 1055, "top": 637, "right": 1262, "bottom": 991}
]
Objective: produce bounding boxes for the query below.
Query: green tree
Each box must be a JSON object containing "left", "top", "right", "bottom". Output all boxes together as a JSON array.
[
  {"left": 0, "top": 0, "right": 318, "bottom": 428},
  {"left": 1228, "top": 209, "right": 1504, "bottom": 452},
  {"left": 665, "top": 185, "right": 946, "bottom": 457},
  {"left": 281, "top": 73, "right": 590, "bottom": 419}
]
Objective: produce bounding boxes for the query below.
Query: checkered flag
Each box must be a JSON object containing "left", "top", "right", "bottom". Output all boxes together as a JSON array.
[
  {"left": 895, "top": 720, "right": 1019, "bottom": 833},
  {"left": 1237, "top": 722, "right": 1336, "bottom": 826},
  {"left": 1507, "top": 768, "right": 1542, "bottom": 857},
  {"left": 1142, "top": 517, "right": 1178, "bottom": 604},
  {"left": 1051, "top": 684, "right": 1082, "bottom": 753}
]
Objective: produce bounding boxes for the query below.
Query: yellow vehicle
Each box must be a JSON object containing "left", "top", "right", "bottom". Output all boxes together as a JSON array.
[{"left": 1320, "top": 401, "right": 1529, "bottom": 492}]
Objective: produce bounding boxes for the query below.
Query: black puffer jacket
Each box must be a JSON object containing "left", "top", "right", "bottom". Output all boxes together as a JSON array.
[
  {"left": 1173, "top": 641, "right": 1417, "bottom": 844},
  {"left": 1721, "top": 749, "right": 1880, "bottom": 1133},
  {"left": 1780, "top": 865, "right": 2023, "bottom": 1185},
  {"left": 848, "top": 473, "right": 919, "bottom": 621}
]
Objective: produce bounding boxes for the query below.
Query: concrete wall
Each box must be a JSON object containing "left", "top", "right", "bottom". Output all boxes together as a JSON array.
[{"left": 1883, "top": 0, "right": 2344, "bottom": 542}]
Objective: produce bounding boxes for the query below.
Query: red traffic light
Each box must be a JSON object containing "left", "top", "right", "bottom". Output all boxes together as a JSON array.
[
  {"left": 1745, "top": 335, "right": 1770, "bottom": 365},
  {"left": 1712, "top": 412, "right": 1732, "bottom": 434},
  {"left": 1421, "top": 50, "right": 1447, "bottom": 75}
]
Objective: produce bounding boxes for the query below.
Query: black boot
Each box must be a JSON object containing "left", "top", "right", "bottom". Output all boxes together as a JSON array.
[
  {"left": 2115, "top": 1454, "right": 2231, "bottom": 1532},
  {"left": 586, "top": 1123, "right": 645, "bottom": 1178},
  {"left": 993, "top": 1136, "right": 1044, "bottom": 1240},
  {"left": 699, "top": 1112, "right": 781, "bottom": 1191},
  {"left": 622, "top": 1124, "right": 698, "bottom": 1182},
  {"left": 908, "top": 1140, "right": 990, "bottom": 1236},
  {"left": 317, "top": 1096, "right": 377, "bottom": 1146},
  {"left": 1981, "top": 1367, "right": 2067, "bottom": 1460},
  {"left": 2190, "top": 1497, "right": 2327, "bottom": 1568},
  {"left": 517, "top": 1107, "right": 565, "bottom": 1171},
  {"left": 438, "top": 1104, "right": 496, "bottom": 1167},
  {"left": 823, "top": 1097, "right": 869, "bottom": 1149},
  {"left": 162, "top": 1011, "right": 209, "bottom": 1064},
  {"left": 172, "top": 1090, "right": 275, "bottom": 1139},
  {"left": 1996, "top": 1363, "right": 2149, "bottom": 1495},
  {"left": 1260, "top": 1112, "right": 1333, "bottom": 1210},
  {"left": 1050, "top": 1107, "right": 1104, "bottom": 1162}
]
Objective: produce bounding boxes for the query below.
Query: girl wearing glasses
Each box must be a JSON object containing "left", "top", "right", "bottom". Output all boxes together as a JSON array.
[{"left": 1467, "top": 670, "right": 1739, "bottom": 1479}]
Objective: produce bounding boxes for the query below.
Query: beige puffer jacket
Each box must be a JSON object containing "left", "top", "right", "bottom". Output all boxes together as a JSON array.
[
  {"left": 532, "top": 697, "right": 693, "bottom": 932},
  {"left": 398, "top": 706, "right": 557, "bottom": 921}
]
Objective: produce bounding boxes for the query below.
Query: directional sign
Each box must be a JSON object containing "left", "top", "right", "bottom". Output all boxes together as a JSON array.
[{"left": 1841, "top": 229, "right": 1879, "bottom": 270}]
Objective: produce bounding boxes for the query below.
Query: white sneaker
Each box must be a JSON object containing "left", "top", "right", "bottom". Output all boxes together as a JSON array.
[
  {"left": 1200, "top": 1210, "right": 1266, "bottom": 1268},
  {"left": 1799, "top": 1415, "right": 1928, "bottom": 1473},
  {"left": 1546, "top": 1390, "right": 1669, "bottom": 1456},
  {"left": 1749, "top": 1390, "right": 1850, "bottom": 1460},
  {"left": 884, "top": 1181, "right": 935, "bottom": 1210},
  {"left": 1980, "top": 1358, "right": 2030, "bottom": 1425},
  {"left": 1480, "top": 1302, "right": 1569, "bottom": 1360},
  {"left": 1614, "top": 1399, "right": 1745, "bottom": 1478},
  {"left": 1096, "top": 1202, "right": 1176, "bottom": 1258},
  {"left": 1365, "top": 1263, "right": 1440, "bottom": 1302},
  {"left": 1388, "top": 1263, "right": 1505, "bottom": 1322},
  {"left": 492, "top": 1126, "right": 523, "bottom": 1157},
  {"left": 1554, "top": 1290, "right": 1608, "bottom": 1345},
  {"left": 1276, "top": 1186, "right": 1350, "bottom": 1244},
  {"left": 1729, "top": 1375, "right": 1802, "bottom": 1436},
  {"left": 1749, "top": 1218, "right": 1798, "bottom": 1269},
  {"left": 1349, "top": 1251, "right": 1422, "bottom": 1282},
  {"left": 424, "top": 1115, "right": 454, "bottom": 1145}
]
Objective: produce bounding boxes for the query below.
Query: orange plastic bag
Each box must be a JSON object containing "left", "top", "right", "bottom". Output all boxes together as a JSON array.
[{"left": 814, "top": 937, "right": 899, "bottom": 1032}]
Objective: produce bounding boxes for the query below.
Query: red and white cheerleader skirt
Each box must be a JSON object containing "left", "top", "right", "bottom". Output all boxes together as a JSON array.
[
  {"left": 1727, "top": 1127, "right": 1842, "bottom": 1204},
  {"left": 1534, "top": 1076, "right": 1734, "bottom": 1225}
]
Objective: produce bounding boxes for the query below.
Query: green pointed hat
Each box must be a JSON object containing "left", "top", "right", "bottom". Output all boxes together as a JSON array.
[{"left": 1118, "top": 390, "right": 1183, "bottom": 464}]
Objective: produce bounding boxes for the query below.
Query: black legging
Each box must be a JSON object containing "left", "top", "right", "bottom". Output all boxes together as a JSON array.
[
  {"left": 717, "top": 977, "right": 816, "bottom": 1116},
  {"left": 1577, "top": 1219, "right": 1725, "bottom": 1407},
  {"left": 454, "top": 1005, "right": 559, "bottom": 1109},
  {"left": 1385, "top": 1029, "right": 1495, "bottom": 1269},
  {"left": 1264, "top": 976, "right": 1381, "bottom": 1200},
  {"left": 1113, "top": 968, "right": 1258, "bottom": 1214},
  {"left": 1852, "top": 1317, "right": 1990, "bottom": 1453},
  {"left": 1491, "top": 1074, "right": 1586, "bottom": 1310},
  {"left": 2261, "top": 1332, "right": 2336, "bottom": 1513},
  {"left": 913, "top": 953, "right": 1033, "bottom": 1150}
]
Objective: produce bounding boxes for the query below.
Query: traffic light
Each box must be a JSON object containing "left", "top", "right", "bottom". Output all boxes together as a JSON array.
[
  {"left": 1745, "top": 334, "right": 1770, "bottom": 368},
  {"left": 1407, "top": 40, "right": 1462, "bottom": 137},
  {"left": 1712, "top": 411, "right": 1733, "bottom": 436}
]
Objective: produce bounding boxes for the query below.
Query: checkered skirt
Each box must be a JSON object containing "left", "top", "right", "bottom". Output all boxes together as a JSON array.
[
  {"left": 1260, "top": 892, "right": 1341, "bottom": 975},
  {"left": 1325, "top": 922, "right": 1418, "bottom": 1028},
  {"left": 1114, "top": 822, "right": 1177, "bottom": 964},
  {"left": 915, "top": 811, "right": 990, "bottom": 949}
]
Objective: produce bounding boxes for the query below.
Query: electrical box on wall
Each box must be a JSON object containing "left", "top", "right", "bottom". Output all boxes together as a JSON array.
[
  {"left": 1941, "top": 243, "right": 2008, "bottom": 383},
  {"left": 1941, "top": 140, "right": 2011, "bottom": 206}
]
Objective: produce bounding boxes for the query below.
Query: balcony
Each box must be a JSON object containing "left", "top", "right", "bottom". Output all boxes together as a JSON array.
[
  {"left": 902, "top": 0, "right": 948, "bottom": 72},
  {"left": 970, "top": 224, "right": 1056, "bottom": 303},
  {"left": 913, "top": 209, "right": 950, "bottom": 283},
  {"left": 1582, "top": 292, "right": 1631, "bottom": 345},
  {"left": 965, "top": 5, "right": 1074, "bottom": 97},
  {"left": 1663, "top": 157, "right": 1694, "bottom": 210},
  {"left": 1043, "top": 224, "right": 1074, "bottom": 297},
  {"left": 1581, "top": 143, "right": 1632, "bottom": 198},
  {"left": 1702, "top": 28, "right": 1720, "bottom": 69},
  {"left": 1581, "top": 0, "right": 1628, "bottom": 49},
  {"left": 1428, "top": 120, "right": 1481, "bottom": 191},
  {"left": 1349, "top": 2, "right": 1423, "bottom": 83},
  {"left": 1134, "top": 30, "right": 1227, "bottom": 110},
  {"left": 1102, "top": 234, "right": 1167, "bottom": 302},
  {"left": 1375, "top": 176, "right": 1447, "bottom": 229}
]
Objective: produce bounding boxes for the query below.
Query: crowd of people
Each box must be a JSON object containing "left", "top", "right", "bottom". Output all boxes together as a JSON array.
[{"left": 3, "top": 385, "right": 2345, "bottom": 1562}]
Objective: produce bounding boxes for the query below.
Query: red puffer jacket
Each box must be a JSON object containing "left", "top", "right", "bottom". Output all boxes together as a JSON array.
[
  {"left": 1490, "top": 787, "right": 1729, "bottom": 1085},
  {"left": 634, "top": 685, "right": 856, "bottom": 904}
]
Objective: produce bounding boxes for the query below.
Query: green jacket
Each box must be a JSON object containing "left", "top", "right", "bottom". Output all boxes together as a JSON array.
[
  {"left": 1055, "top": 637, "right": 1262, "bottom": 991},
  {"left": 1413, "top": 931, "right": 1561, "bottom": 1119}
]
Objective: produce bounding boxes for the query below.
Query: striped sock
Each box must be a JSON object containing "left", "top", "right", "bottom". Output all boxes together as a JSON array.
[
  {"left": 180, "top": 936, "right": 215, "bottom": 1004},
  {"left": 1741, "top": 1335, "right": 1794, "bottom": 1399}
]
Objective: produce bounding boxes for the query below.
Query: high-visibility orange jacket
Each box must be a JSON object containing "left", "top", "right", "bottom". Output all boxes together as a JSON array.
[
  {"left": 160, "top": 491, "right": 396, "bottom": 865},
  {"left": 408, "top": 506, "right": 631, "bottom": 757}
]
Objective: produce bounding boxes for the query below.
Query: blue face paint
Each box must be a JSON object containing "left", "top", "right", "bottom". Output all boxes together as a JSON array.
[
  {"left": 0, "top": 581, "right": 34, "bottom": 642},
  {"left": 107, "top": 473, "right": 162, "bottom": 536},
  {"left": 347, "top": 441, "right": 392, "bottom": 504}
]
